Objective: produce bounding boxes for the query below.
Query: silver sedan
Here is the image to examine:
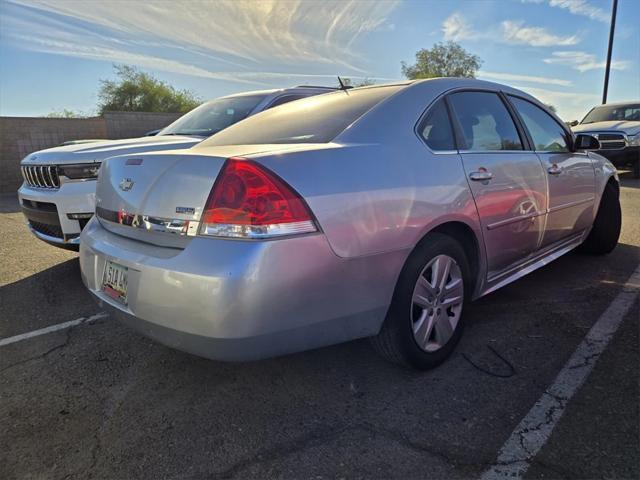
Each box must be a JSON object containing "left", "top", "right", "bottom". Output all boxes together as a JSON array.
[{"left": 80, "top": 78, "right": 621, "bottom": 369}]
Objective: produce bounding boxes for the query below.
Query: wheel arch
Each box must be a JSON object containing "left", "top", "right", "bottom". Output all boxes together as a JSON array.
[
  {"left": 605, "top": 174, "right": 620, "bottom": 197},
  {"left": 411, "top": 220, "right": 483, "bottom": 296}
]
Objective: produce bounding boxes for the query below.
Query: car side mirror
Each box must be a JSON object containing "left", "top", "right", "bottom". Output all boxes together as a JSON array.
[{"left": 574, "top": 134, "right": 600, "bottom": 151}]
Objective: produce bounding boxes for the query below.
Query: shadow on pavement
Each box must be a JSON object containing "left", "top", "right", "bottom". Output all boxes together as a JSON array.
[
  {"left": 0, "top": 258, "right": 97, "bottom": 337},
  {"left": 0, "top": 193, "right": 21, "bottom": 213},
  {"left": 619, "top": 171, "right": 640, "bottom": 187}
]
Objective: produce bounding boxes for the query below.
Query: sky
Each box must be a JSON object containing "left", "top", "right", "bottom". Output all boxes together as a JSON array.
[{"left": 0, "top": 0, "right": 638, "bottom": 121}]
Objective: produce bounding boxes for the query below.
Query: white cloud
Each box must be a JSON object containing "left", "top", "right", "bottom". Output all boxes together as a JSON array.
[
  {"left": 548, "top": 0, "right": 609, "bottom": 23},
  {"left": 441, "top": 14, "right": 582, "bottom": 49},
  {"left": 479, "top": 70, "right": 572, "bottom": 87},
  {"left": 12, "top": 32, "right": 397, "bottom": 88},
  {"left": 501, "top": 20, "right": 580, "bottom": 46},
  {"left": 510, "top": 84, "right": 598, "bottom": 120},
  {"left": 442, "top": 13, "right": 477, "bottom": 41},
  {"left": 1, "top": 0, "right": 403, "bottom": 93},
  {"left": 14, "top": 0, "right": 399, "bottom": 71},
  {"left": 521, "top": 0, "right": 609, "bottom": 22},
  {"left": 544, "top": 51, "right": 631, "bottom": 72}
]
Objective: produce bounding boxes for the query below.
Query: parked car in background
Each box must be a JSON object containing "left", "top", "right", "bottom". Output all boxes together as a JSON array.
[
  {"left": 572, "top": 101, "right": 640, "bottom": 178},
  {"left": 60, "top": 139, "right": 106, "bottom": 146},
  {"left": 18, "top": 86, "right": 335, "bottom": 249},
  {"left": 80, "top": 78, "right": 621, "bottom": 370}
]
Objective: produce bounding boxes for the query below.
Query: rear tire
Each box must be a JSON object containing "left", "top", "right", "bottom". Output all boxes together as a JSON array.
[
  {"left": 371, "top": 233, "right": 471, "bottom": 370},
  {"left": 578, "top": 182, "right": 621, "bottom": 255}
]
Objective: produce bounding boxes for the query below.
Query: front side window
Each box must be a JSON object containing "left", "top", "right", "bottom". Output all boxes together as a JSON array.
[
  {"left": 158, "top": 95, "right": 267, "bottom": 137},
  {"left": 419, "top": 99, "right": 456, "bottom": 151},
  {"left": 449, "top": 91, "right": 523, "bottom": 151},
  {"left": 509, "top": 96, "right": 569, "bottom": 152}
]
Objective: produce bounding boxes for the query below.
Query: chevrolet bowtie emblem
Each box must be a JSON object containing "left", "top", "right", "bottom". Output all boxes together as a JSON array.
[{"left": 119, "top": 178, "right": 134, "bottom": 191}]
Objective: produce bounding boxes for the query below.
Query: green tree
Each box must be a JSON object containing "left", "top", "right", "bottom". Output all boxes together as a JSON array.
[
  {"left": 335, "top": 77, "right": 376, "bottom": 89},
  {"left": 401, "top": 41, "right": 482, "bottom": 79},
  {"left": 45, "top": 109, "right": 85, "bottom": 118},
  {"left": 98, "top": 65, "right": 201, "bottom": 114},
  {"left": 353, "top": 77, "right": 376, "bottom": 87}
]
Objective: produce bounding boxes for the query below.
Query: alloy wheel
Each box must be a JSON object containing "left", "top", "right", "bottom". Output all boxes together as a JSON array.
[{"left": 410, "top": 254, "right": 464, "bottom": 352}]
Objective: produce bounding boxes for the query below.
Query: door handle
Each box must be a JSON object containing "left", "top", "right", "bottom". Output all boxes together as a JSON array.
[
  {"left": 547, "top": 164, "right": 562, "bottom": 175},
  {"left": 469, "top": 170, "right": 493, "bottom": 181}
]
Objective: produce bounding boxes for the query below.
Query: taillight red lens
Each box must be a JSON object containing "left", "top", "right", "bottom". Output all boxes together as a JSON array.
[{"left": 200, "top": 157, "right": 317, "bottom": 238}]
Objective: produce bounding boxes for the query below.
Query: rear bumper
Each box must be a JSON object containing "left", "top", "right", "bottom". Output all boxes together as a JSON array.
[{"left": 80, "top": 217, "right": 406, "bottom": 361}]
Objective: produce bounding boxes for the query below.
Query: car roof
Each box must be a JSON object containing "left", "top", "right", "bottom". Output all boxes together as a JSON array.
[{"left": 217, "top": 85, "right": 340, "bottom": 100}]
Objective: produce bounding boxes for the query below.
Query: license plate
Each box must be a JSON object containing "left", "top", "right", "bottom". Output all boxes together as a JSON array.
[{"left": 102, "top": 260, "right": 128, "bottom": 304}]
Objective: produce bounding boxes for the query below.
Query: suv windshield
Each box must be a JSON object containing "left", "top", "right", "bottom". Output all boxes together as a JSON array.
[
  {"left": 581, "top": 104, "right": 640, "bottom": 124},
  {"left": 158, "top": 95, "right": 267, "bottom": 137},
  {"left": 199, "top": 85, "right": 404, "bottom": 146}
]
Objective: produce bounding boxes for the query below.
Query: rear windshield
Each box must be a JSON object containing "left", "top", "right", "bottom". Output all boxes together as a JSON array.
[
  {"left": 199, "top": 85, "right": 404, "bottom": 146},
  {"left": 158, "top": 95, "right": 267, "bottom": 137},
  {"left": 581, "top": 104, "right": 640, "bottom": 124}
]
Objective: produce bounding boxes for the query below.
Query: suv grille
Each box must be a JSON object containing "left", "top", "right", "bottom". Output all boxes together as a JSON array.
[
  {"left": 22, "top": 165, "right": 60, "bottom": 189},
  {"left": 29, "top": 220, "right": 64, "bottom": 239},
  {"left": 595, "top": 133, "right": 626, "bottom": 150}
]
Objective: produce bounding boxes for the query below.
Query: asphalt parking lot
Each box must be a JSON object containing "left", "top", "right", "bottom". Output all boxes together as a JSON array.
[{"left": 1, "top": 174, "right": 638, "bottom": 480}]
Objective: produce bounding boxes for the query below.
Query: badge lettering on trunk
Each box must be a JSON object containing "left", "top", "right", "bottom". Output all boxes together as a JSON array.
[
  {"left": 119, "top": 178, "right": 134, "bottom": 191},
  {"left": 176, "top": 206, "right": 195, "bottom": 214}
]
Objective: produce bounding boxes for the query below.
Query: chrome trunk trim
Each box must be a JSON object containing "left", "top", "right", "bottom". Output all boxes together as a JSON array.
[{"left": 96, "top": 206, "right": 199, "bottom": 237}]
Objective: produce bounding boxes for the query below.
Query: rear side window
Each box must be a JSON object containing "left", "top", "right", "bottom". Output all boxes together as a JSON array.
[
  {"left": 449, "top": 91, "right": 523, "bottom": 151},
  {"left": 199, "top": 85, "right": 404, "bottom": 146},
  {"left": 419, "top": 99, "right": 456, "bottom": 151},
  {"left": 509, "top": 96, "right": 569, "bottom": 152}
]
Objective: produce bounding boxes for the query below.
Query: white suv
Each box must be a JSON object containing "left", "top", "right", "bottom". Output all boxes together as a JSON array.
[{"left": 18, "top": 86, "right": 333, "bottom": 249}]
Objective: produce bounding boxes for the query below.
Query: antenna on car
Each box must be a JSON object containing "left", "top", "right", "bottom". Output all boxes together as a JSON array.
[{"left": 337, "top": 76, "right": 352, "bottom": 93}]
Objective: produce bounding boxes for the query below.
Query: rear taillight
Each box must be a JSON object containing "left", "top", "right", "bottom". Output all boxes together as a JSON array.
[{"left": 200, "top": 157, "right": 317, "bottom": 239}]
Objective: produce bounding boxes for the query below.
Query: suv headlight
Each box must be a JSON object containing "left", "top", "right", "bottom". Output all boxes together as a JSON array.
[
  {"left": 58, "top": 163, "right": 101, "bottom": 179},
  {"left": 627, "top": 133, "right": 640, "bottom": 146}
]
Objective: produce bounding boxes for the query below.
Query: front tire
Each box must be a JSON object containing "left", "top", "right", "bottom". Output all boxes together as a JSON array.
[
  {"left": 371, "top": 233, "right": 471, "bottom": 370},
  {"left": 578, "top": 182, "right": 621, "bottom": 255}
]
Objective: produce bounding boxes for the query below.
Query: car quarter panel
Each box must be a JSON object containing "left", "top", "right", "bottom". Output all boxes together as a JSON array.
[
  {"left": 255, "top": 143, "right": 480, "bottom": 261},
  {"left": 252, "top": 80, "right": 486, "bottom": 261}
]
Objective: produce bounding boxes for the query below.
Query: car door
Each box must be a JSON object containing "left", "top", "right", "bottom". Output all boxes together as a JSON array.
[
  {"left": 508, "top": 95, "right": 596, "bottom": 248},
  {"left": 448, "top": 90, "right": 547, "bottom": 279}
]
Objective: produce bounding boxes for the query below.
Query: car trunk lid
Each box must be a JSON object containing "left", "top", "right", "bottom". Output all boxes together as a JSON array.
[{"left": 95, "top": 144, "right": 322, "bottom": 248}]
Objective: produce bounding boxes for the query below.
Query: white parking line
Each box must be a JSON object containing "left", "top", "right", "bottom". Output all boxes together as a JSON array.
[
  {"left": 0, "top": 312, "right": 108, "bottom": 347},
  {"left": 480, "top": 263, "right": 640, "bottom": 480}
]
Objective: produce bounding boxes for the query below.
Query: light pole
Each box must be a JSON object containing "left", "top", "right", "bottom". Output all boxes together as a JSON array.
[{"left": 602, "top": 0, "right": 618, "bottom": 104}]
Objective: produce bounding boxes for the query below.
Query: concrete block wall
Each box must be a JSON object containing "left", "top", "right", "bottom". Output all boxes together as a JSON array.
[
  {"left": 0, "top": 112, "right": 182, "bottom": 194},
  {"left": 104, "top": 111, "right": 181, "bottom": 139}
]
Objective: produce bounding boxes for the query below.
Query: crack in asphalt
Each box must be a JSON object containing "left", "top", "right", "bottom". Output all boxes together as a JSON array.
[
  {"left": 204, "top": 425, "right": 352, "bottom": 479},
  {"left": 199, "top": 420, "right": 494, "bottom": 479},
  {"left": 0, "top": 327, "right": 73, "bottom": 374}
]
